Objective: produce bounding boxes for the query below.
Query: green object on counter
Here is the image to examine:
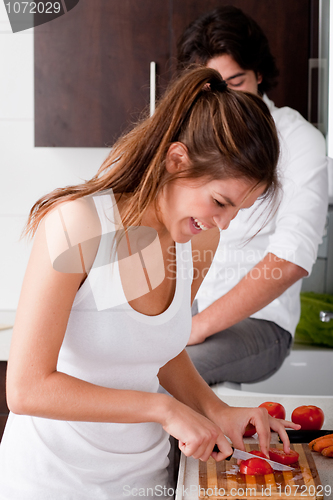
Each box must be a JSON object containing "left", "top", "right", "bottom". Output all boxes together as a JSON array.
[{"left": 295, "top": 292, "right": 333, "bottom": 347}]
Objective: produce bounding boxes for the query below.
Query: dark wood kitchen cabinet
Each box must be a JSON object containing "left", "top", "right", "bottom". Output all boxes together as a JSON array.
[
  {"left": 0, "top": 362, "right": 9, "bottom": 441},
  {"left": 35, "top": 0, "right": 319, "bottom": 147},
  {"left": 35, "top": 0, "right": 171, "bottom": 147}
]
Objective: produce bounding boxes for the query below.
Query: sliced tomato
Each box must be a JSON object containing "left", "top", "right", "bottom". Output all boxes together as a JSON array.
[
  {"left": 268, "top": 447, "right": 299, "bottom": 465},
  {"left": 239, "top": 457, "right": 273, "bottom": 475}
]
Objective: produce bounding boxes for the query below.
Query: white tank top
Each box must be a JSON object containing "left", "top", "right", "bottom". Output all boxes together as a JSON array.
[{"left": 0, "top": 190, "right": 193, "bottom": 499}]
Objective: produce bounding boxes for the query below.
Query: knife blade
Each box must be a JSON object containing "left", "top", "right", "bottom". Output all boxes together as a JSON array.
[{"left": 213, "top": 445, "right": 294, "bottom": 471}]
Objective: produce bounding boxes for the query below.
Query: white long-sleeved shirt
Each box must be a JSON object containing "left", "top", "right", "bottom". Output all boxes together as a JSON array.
[{"left": 196, "top": 96, "right": 328, "bottom": 335}]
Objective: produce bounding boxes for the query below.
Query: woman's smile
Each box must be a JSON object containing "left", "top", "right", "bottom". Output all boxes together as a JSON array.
[
  {"left": 191, "top": 217, "right": 211, "bottom": 233},
  {"left": 157, "top": 176, "right": 266, "bottom": 243}
]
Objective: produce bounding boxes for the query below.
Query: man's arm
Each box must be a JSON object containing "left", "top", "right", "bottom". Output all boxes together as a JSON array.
[
  {"left": 189, "top": 101, "right": 327, "bottom": 347},
  {"left": 188, "top": 252, "right": 307, "bottom": 345}
]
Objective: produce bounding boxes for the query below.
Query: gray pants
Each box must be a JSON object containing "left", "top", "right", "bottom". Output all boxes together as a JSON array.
[{"left": 186, "top": 316, "right": 292, "bottom": 386}]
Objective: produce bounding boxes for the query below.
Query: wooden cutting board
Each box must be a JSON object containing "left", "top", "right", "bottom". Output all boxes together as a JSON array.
[{"left": 198, "top": 443, "right": 324, "bottom": 499}]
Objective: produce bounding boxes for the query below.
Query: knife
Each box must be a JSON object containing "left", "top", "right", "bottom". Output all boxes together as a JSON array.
[{"left": 212, "top": 445, "right": 294, "bottom": 472}]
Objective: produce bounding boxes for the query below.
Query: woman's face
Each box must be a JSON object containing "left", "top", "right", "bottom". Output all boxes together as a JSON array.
[
  {"left": 157, "top": 143, "right": 265, "bottom": 244},
  {"left": 206, "top": 54, "right": 262, "bottom": 95}
]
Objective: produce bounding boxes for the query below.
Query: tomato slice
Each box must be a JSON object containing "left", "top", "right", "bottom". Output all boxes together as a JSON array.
[
  {"left": 268, "top": 447, "right": 299, "bottom": 465},
  {"left": 239, "top": 457, "right": 273, "bottom": 475}
]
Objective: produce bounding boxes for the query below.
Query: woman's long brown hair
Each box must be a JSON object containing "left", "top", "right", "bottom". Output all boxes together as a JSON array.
[{"left": 24, "top": 67, "right": 280, "bottom": 237}]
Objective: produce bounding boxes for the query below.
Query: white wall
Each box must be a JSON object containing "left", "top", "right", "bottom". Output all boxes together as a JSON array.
[
  {"left": 0, "top": 4, "right": 110, "bottom": 311},
  {"left": 328, "top": 0, "right": 333, "bottom": 158}
]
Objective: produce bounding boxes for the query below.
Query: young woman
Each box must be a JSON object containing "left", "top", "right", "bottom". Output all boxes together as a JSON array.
[{"left": 0, "top": 67, "right": 299, "bottom": 499}]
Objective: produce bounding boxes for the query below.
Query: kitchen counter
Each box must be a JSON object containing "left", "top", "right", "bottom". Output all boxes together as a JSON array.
[
  {"left": 0, "top": 311, "right": 15, "bottom": 361},
  {"left": 0, "top": 311, "right": 13, "bottom": 438}
]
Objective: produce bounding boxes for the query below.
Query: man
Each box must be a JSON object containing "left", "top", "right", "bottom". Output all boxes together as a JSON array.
[{"left": 177, "top": 6, "right": 328, "bottom": 385}]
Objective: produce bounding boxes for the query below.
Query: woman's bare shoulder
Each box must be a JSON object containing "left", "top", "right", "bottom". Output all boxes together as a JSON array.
[{"left": 43, "top": 196, "right": 102, "bottom": 275}]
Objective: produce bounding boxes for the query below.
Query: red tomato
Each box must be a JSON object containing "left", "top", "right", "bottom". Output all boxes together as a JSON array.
[
  {"left": 250, "top": 450, "right": 267, "bottom": 459},
  {"left": 239, "top": 457, "right": 273, "bottom": 476},
  {"left": 243, "top": 423, "right": 256, "bottom": 437},
  {"left": 259, "top": 401, "right": 286, "bottom": 420},
  {"left": 268, "top": 447, "right": 299, "bottom": 465},
  {"left": 291, "top": 405, "right": 324, "bottom": 430}
]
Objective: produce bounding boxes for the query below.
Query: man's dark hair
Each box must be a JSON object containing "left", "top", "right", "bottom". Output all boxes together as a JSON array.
[{"left": 177, "top": 5, "right": 279, "bottom": 94}]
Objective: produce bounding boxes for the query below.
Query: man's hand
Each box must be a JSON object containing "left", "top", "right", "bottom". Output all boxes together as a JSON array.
[{"left": 187, "top": 313, "right": 207, "bottom": 345}]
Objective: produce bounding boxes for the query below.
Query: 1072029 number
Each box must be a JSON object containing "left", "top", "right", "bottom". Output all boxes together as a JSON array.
[
  {"left": 277, "top": 484, "right": 331, "bottom": 496},
  {"left": 5, "top": 2, "right": 61, "bottom": 14}
]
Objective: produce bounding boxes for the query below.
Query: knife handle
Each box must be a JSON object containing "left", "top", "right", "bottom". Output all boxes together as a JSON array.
[{"left": 213, "top": 444, "right": 234, "bottom": 460}]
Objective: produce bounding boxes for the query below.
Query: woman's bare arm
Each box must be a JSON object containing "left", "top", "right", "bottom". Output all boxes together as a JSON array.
[{"left": 7, "top": 201, "right": 165, "bottom": 424}]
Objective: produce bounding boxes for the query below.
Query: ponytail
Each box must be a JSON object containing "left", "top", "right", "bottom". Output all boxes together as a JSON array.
[{"left": 24, "top": 67, "right": 279, "bottom": 237}]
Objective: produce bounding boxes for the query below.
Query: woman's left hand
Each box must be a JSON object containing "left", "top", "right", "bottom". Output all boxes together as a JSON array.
[{"left": 209, "top": 405, "right": 301, "bottom": 459}]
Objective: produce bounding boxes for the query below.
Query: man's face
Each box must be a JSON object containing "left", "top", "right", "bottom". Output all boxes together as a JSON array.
[{"left": 207, "top": 54, "right": 262, "bottom": 95}]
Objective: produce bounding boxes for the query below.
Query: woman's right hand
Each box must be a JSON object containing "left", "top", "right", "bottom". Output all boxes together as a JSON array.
[{"left": 161, "top": 397, "right": 232, "bottom": 462}]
